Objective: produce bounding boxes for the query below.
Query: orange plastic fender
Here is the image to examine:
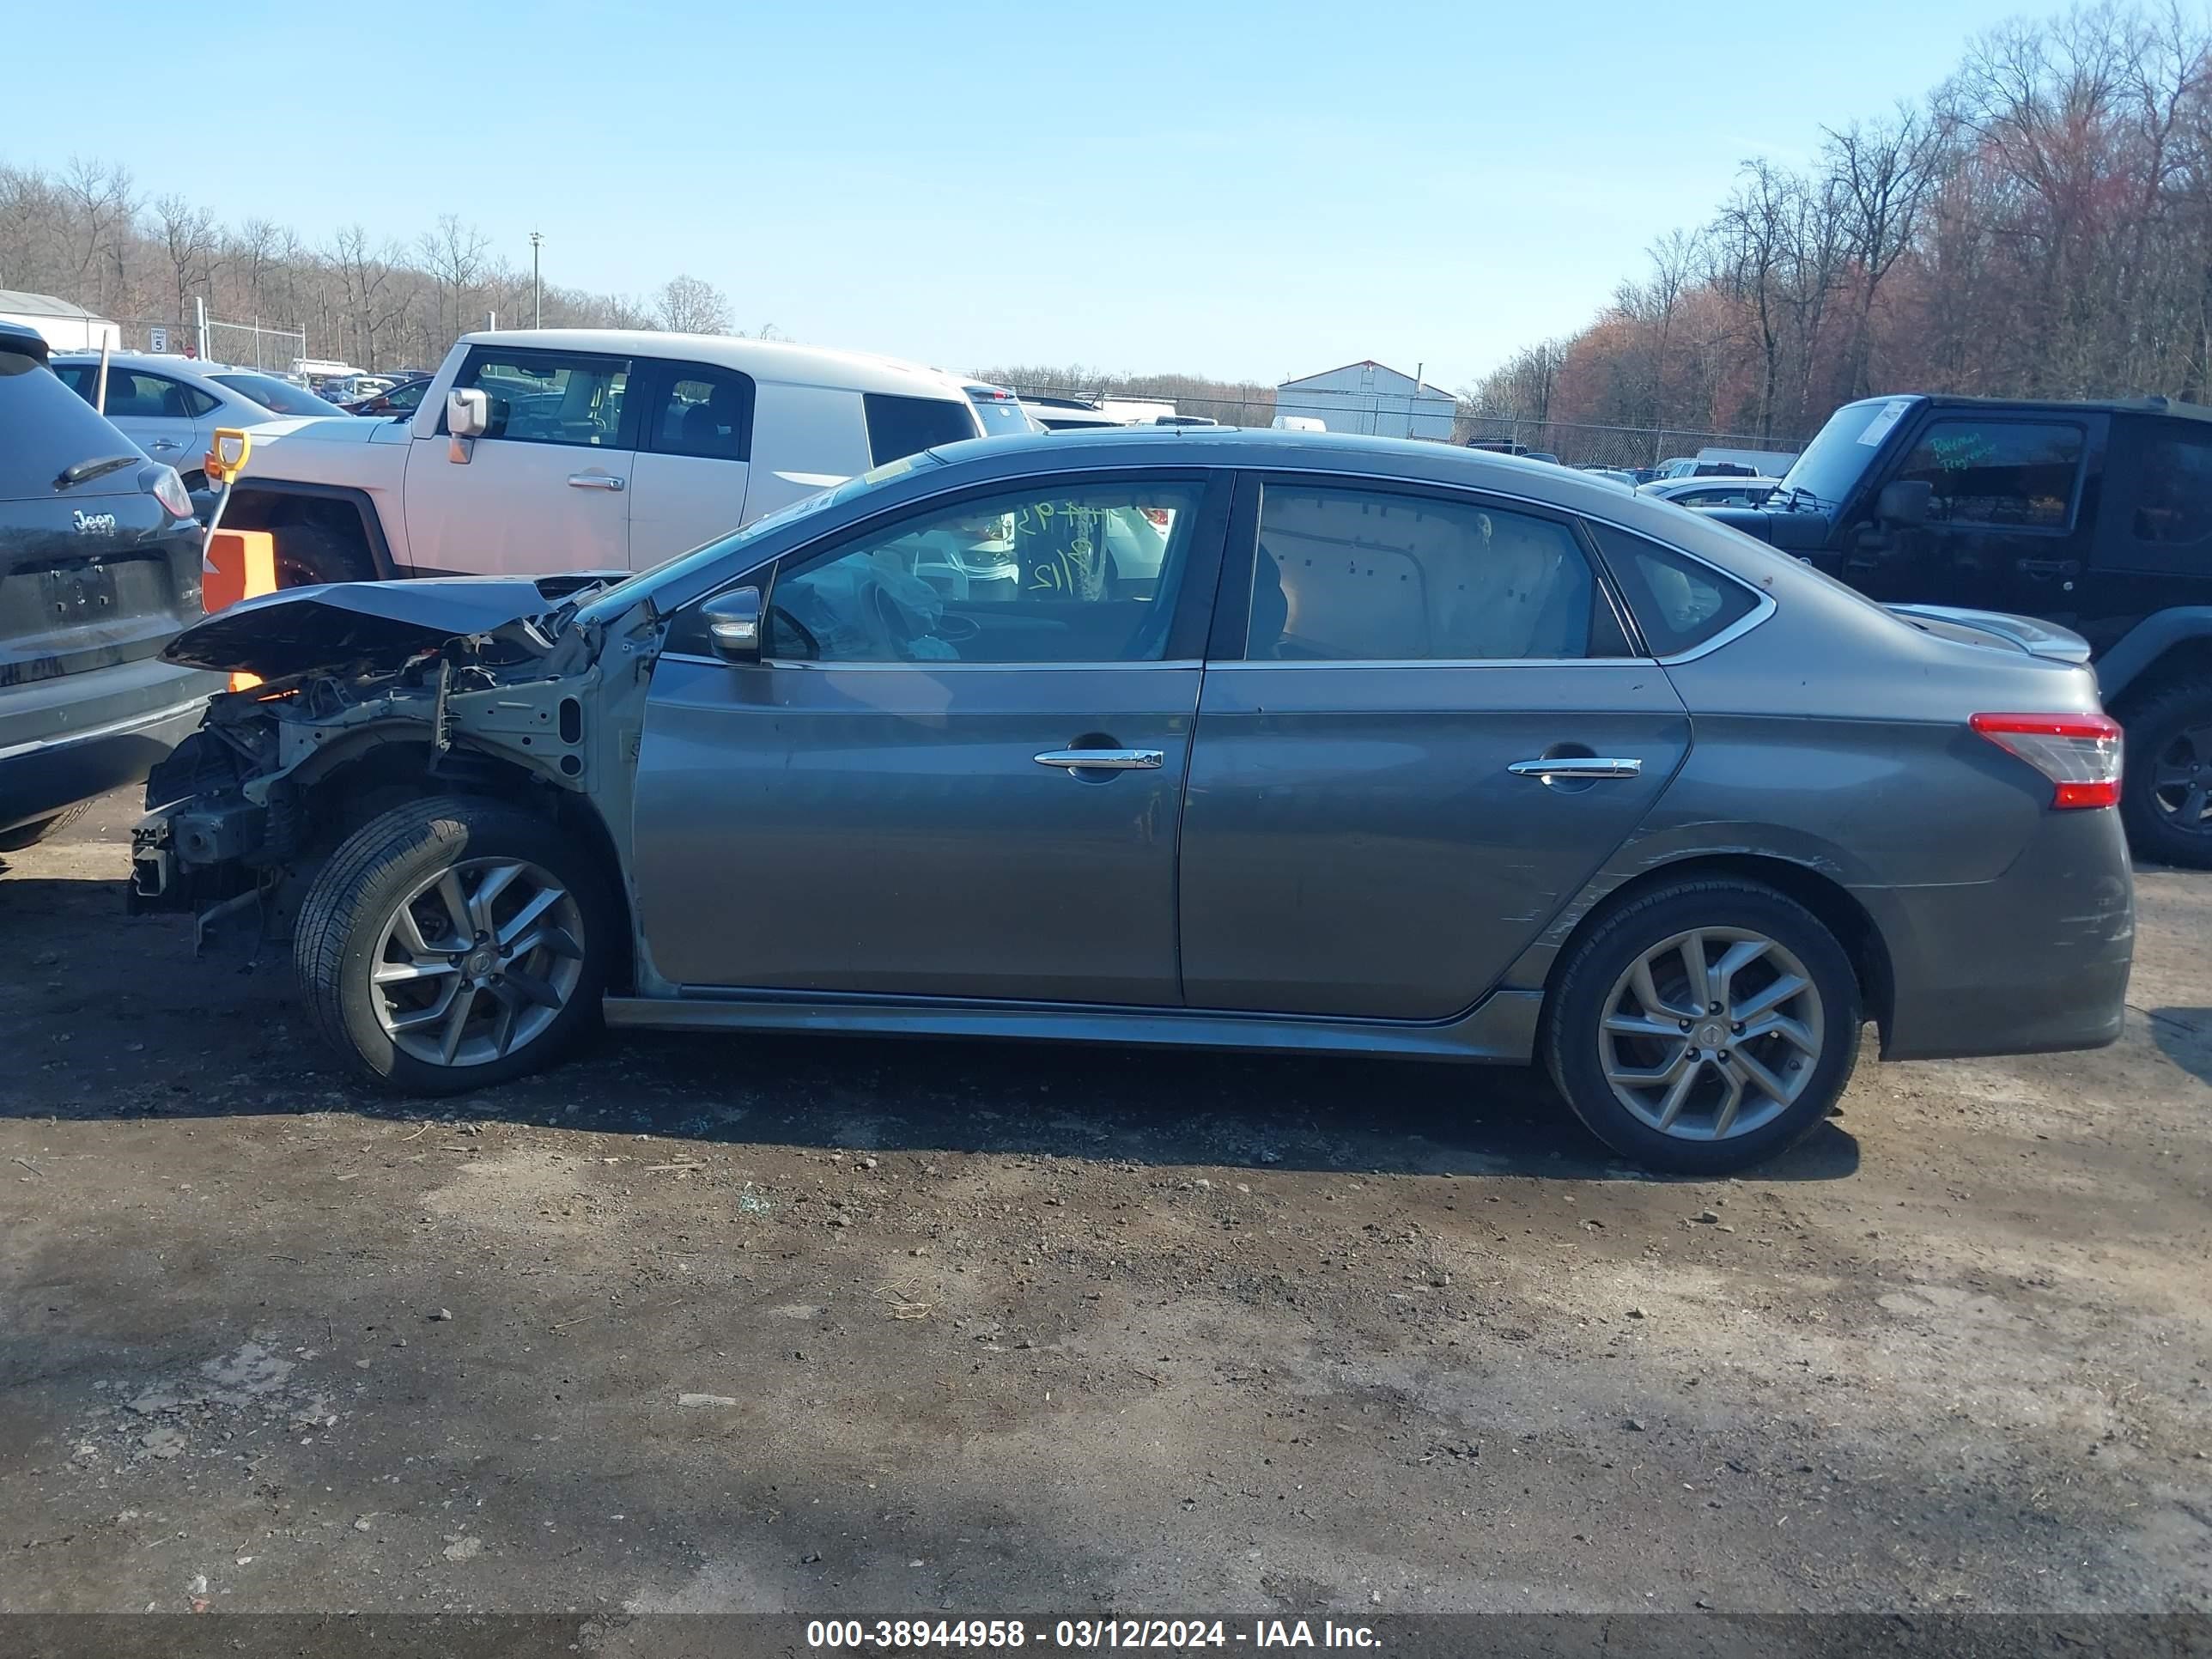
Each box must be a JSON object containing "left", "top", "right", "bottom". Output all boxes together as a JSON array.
[{"left": 203, "top": 527, "right": 277, "bottom": 688}]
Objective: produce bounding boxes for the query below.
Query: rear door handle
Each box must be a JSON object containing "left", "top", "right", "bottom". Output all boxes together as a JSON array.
[
  {"left": 1508, "top": 757, "right": 1644, "bottom": 780},
  {"left": 148, "top": 439, "right": 183, "bottom": 452},
  {"left": 568, "top": 473, "right": 624, "bottom": 491},
  {"left": 2016, "top": 557, "right": 2079, "bottom": 577},
  {"left": 1034, "top": 749, "right": 1163, "bottom": 771}
]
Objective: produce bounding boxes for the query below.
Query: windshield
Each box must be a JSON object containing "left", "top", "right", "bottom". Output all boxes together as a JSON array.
[
  {"left": 571, "top": 451, "right": 947, "bottom": 625},
  {"left": 210, "top": 373, "right": 345, "bottom": 416},
  {"left": 1775, "top": 397, "right": 1919, "bottom": 508}
]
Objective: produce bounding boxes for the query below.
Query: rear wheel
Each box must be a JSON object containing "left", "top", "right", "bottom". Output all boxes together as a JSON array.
[
  {"left": 294, "top": 796, "right": 617, "bottom": 1092},
  {"left": 270, "top": 522, "right": 374, "bottom": 587},
  {"left": 1544, "top": 878, "right": 1862, "bottom": 1175},
  {"left": 2118, "top": 677, "right": 2212, "bottom": 868}
]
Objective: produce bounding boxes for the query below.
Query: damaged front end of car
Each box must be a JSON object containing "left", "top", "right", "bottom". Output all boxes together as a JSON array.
[{"left": 129, "top": 574, "right": 630, "bottom": 948}]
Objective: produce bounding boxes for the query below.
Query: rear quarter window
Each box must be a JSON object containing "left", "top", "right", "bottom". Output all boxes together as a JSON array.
[
  {"left": 1589, "top": 523, "right": 1760, "bottom": 657},
  {"left": 864, "top": 393, "right": 979, "bottom": 465},
  {"left": 0, "top": 350, "right": 147, "bottom": 502}
]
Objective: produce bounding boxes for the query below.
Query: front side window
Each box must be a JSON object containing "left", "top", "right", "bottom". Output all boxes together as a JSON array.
[
  {"left": 1893, "top": 420, "right": 2084, "bottom": 529},
  {"left": 764, "top": 479, "right": 1202, "bottom": 665},
  {"left": 864, "top": 392, "right": 979, "bottom": 465},
  {"left": 455, "top": 348, "right": 632, "bottom": 447},
  {"left": 1249, "top": 485, "right": 1597, "bottom": 661},
  {"left": 647, "top": 364, "right": 755, "bottom": 461}
]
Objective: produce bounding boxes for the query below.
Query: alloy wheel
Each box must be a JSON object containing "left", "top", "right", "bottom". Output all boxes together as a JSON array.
[
  {"left": 369, "top": 857, "right": 586, "bottom": 1068},
  {"left": 2149, "top": 723, "right": 2212, "bottom": 836},
  {"left": 1597, "top": 927, "right": 1825, "bottom": 1142}
]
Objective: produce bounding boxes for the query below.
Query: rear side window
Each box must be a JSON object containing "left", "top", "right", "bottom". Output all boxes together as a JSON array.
[
  {"left": 0, "top": 349, "right": 146, "bottom": 501},
  {"left": 1249, "top": 484, "right": 1598, "bottom": 661},
  {"left": 647, "top": 363, "right": 755, "bottom": 461},
  {"left": 209, "top": 372, "right": 342, "bottom": 416},
  {"left": 1589, "top": 524, "right": 1759, "bottom": 658},
  {"left": 864, "top": 393, "right": 978, "bottom": 465},
  {"left": 1893, "top": 419, "right": 2084, "bottom": 529},
  {"left": 2131, "top": 428, "right": 2212, "bottom": 548},
  {"left": 100, "top": 370, "right": 200, "bottom": 421}
]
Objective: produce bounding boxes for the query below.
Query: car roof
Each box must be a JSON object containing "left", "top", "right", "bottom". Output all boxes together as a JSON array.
[
  {"left": 454, "top": 330, "right": 973, "bottom": 399},
  {"left": 1849, "top": 391, "right": 2212, "bottom": 426},
  {"left": 51, "top": 351, "right": 258, "bottom": 382}
]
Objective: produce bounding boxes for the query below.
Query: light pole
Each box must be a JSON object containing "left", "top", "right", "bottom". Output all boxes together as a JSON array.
[{"left": 530, "top": 230, "right": 543, "bottom": 328}]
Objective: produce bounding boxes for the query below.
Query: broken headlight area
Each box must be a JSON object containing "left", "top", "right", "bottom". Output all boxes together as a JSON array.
[{"left": 127, "top": 627, "right": 579, "bottom": 939}]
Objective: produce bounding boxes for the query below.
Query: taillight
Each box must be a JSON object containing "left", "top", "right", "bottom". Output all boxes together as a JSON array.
[
  {"left": 149, "top": 465, "right": 193, "bottom": 520},
  {"left": 1971, "top": 712, "right": 2123, "bottom": 809}
]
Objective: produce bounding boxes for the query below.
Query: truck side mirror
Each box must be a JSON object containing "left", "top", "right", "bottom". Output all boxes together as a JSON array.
[
  {"left": 447, "top": 387, "right": 489, "bottom": 439},
  {"left": 1875, "top": 479, "right": 1933, "bottom": 526}
]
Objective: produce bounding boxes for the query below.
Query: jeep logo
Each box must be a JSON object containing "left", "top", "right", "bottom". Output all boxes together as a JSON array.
[{"left": 72, "top": 510, "right": 118, "bottom": 536}]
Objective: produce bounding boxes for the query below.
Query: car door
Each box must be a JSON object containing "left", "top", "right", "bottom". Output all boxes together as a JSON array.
[
  {"left": 1176, "top": 474, "right": 1691, "bottom": 1019},
  {"left": 631, "top": 468, "right": 1231, "bottom": 1004},
  {"left": 623, "top": 359, "right": 755, "bottom": 568},
  {"left": 402, "top": 342, "right": 635, "bottom": 575},
  {"left": 1853, "top": 410, "right": 2101, "bottom": 617},
  {"left": 64, "top": 368, "right": 201, "bottom": 471}
]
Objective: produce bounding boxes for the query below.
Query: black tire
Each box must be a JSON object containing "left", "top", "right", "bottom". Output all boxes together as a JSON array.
[
  {"left": 1543, "top": 878, "right": 1863, "bottom": 1176},
  {"left": 293, "top": 795, "right": 617, "bottom": 1094},
  {"left": 271, "top": 522, "right": 374, "bottom": 588},
  {"left": 2117, "top": 676, "right": 2212, "bottom": 869},
  {"left": 0, "top": 799, "right": 90, "bottom": 853}
]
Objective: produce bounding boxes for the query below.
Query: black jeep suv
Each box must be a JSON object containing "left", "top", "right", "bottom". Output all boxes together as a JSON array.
[
  {"left": 1706, "top": 393, "right": 2212, "bottom": 866},
  {"left": 0, "top": 321, "right": 217, "bottom": 852}
]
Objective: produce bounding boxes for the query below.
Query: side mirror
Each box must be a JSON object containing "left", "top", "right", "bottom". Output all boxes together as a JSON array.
[
  {"left": 447, "top": 387, "right": 489, "bottom": 439},
  {"left": 1875, "top": 478, "right": 1933, "bottom": 526},
  {"left": 702, "top": 586, "right": 763, "bottom": 663}
]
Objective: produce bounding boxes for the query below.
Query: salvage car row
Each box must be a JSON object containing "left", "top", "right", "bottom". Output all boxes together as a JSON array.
[{"left": 1, "top": 317, "right": 2196, "bottom": 1179}]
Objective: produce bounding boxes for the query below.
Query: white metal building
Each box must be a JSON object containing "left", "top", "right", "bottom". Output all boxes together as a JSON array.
[
  {"left": 1273, "top": 360, "right": 1455, "bottom": 440},
  {"left": 0, "top": 289, "right": 120, "bottom": 351}
]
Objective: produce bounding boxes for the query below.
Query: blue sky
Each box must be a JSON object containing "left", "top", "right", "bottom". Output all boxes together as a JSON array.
[{"left": 6, "top": 0, "right": 2041, "bottom": 388}]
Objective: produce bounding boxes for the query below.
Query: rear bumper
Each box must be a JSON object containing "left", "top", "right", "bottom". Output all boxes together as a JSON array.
[
  {"left": 0, "top": 657, "right": 222, "bottom": 835},
  {"left": 1861, "top": 807, "right": 2135, "bottom": 1061}
]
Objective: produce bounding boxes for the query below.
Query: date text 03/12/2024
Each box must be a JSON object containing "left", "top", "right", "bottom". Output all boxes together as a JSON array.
[{"left": 805, "top": 1620, "right": 1382, "bottom": 1650}]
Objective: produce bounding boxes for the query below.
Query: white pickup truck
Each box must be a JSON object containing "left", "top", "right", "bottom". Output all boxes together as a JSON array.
[{"left": 223, "top": 330, "right": 990, "bottom": 584}]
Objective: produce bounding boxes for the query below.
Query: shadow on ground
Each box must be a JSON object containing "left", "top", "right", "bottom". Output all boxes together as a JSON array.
[
  {"left": 2149, "top": 1006, "right": 2212, "bottom": 1087},
  {"left": 3, "top": 874, "right": 1864, "bottom": 1186}
]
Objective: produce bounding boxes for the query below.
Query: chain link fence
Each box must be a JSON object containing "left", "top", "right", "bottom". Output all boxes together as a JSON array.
[{"left": 1006, "top": 385, "right": 1803, "bottom": 473}]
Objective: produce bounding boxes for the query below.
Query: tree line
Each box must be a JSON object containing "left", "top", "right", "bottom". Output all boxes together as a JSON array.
[
  {"left": 0, "top": 156, "right": 752, "bottom": 369},
  {"left": 1469, "top": 2, "right": 2212, "bottom": 447}
]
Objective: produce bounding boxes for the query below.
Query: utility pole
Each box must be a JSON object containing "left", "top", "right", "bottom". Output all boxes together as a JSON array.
[{"left": 530, "top": 230, "right": 543, "bottom": 328}]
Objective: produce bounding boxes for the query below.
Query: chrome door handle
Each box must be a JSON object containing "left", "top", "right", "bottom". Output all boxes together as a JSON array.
[
  {"left": 149, "top": 440, "right": 182, "bottom": 452},
  {"left": 568, "top": 473, "right": 624, "bottom": 491},
  {"left": 1508, "top": 757, "right": 1644, "bottom": 780},
  {"left": 1034, "top": 748, "right": 1163, "bottom": 771}
]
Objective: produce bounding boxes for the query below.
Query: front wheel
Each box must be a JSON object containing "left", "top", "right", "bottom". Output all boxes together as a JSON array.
[
  {"left": 294, "top": 796, "right": 617, "bottom": 1092},
  {"left": 1543, "top": 878, "right": 1862, "bottom": 1175}
]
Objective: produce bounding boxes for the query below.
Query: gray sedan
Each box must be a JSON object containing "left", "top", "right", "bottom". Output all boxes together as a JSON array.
[{"left": 133, "top": 429, "right": 2134, "bottom": 1174}]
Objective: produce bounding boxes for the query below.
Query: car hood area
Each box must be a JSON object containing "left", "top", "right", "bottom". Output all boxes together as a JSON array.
[{"left": 162, "top": 574, "right": 618, "bottom": 678}]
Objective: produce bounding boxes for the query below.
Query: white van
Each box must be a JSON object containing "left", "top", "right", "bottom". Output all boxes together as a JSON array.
[
  {"left": 1272, "top": 414, "right": 1326, "bottom": 433},
  {"left": 225, "top": 331, "right": 991, "bottom": 581}
]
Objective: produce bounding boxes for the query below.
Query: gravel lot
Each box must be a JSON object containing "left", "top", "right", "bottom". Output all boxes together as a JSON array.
[{"left": 3, "top": 789, "right": 2209, "bottom": 1619}]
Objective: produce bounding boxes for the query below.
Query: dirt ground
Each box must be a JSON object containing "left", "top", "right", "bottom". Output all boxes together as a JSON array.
[{"left": 3, "top": 788, "right": 2209, "bottom": 1620}]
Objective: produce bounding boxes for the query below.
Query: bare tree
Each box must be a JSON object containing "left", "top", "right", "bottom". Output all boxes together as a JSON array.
[
  {"left": 152, "top": 193, "right": 216, "bottom": 335},
  {"left": 657, "top": 274, "right": 732, "bottom": 334},
  {"left": 1714, "top": 160, "right": 1793, "bottom": 439},
  {"left": 417, "top": 215, "right": 490, "bottom": 343},
  {"left": 1824, "top": 106, "right": 1945, "bottom": 398}
]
